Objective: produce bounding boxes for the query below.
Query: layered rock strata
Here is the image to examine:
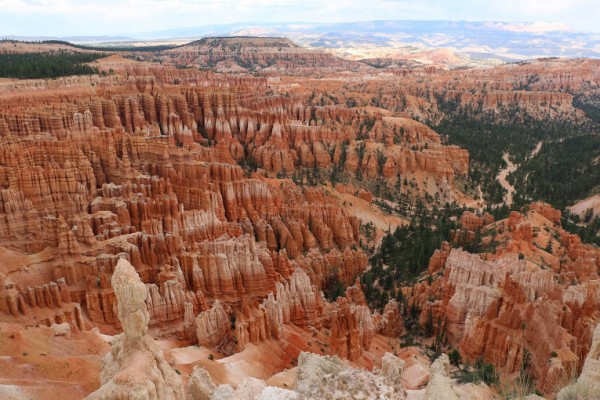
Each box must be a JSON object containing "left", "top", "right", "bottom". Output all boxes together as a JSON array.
[{"left": 407, "top": 205, "right": 600, "bottom": 393}]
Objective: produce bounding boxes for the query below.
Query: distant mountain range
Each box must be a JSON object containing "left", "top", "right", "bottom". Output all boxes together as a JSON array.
[{"left": 4, "top": 20, "right": 600, "bottom": 60}]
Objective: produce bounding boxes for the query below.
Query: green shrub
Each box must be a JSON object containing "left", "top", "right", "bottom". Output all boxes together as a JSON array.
[{"left": 455, "top": 357, "right": 498, "bottom": 385}]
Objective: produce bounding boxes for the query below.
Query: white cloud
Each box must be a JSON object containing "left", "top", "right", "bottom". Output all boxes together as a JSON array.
[
  {"left": 495, "top": 22, "right": 574, "bottom": 34},
  {"left": 0, "top": 0, "right": 597, "bottom": 36}
]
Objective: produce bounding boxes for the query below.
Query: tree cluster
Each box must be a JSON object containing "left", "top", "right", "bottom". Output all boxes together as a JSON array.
[{"left": 0, "top": 51, "right": 104, "bottom": 79}]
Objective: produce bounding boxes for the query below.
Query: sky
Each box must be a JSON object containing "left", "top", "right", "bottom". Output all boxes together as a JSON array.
[{"left": 0, "top": 0, "right": 599, "bottom": 37}]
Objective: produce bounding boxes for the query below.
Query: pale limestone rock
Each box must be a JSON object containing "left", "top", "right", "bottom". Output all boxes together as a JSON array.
[
  {"left": 86, "top": 258, "right": 184, "bottom": 400},
  {"left": 381, "top": 352, "right": 406, "bottom": 394},
  {"left": 50, "top": 322, "right": 71, "bottom": 337},
  {"left": 557, "top": 323, "right": 600, "bottom": 400},
  {"left": 210, "top": 378, "right": 297, "bottom": 400},
  {"left": 210, "top": 385, "right": 235, "bottom": 400},
  {"left": 259, "top": 387, "right": 300, "bottom": 400},
  {"left": 187, "top": 366, "right": 216, "bottom": 400},
  {"left": 425, "top": 354, "right": 459, "bottom": 400},
  {"left": 294, "top": 351, "right": 403, "bottom": 399},
  {"left": 576, "top": 322, "right": 600, "bottom": 391}
]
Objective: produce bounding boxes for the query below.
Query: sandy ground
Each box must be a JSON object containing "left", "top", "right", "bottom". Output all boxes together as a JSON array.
[
  {"left": 497, "top": 153, "right": 517, "bottom": 206},
  {"left": 530, "top": 141, "right": 543, "bottom": 158},
  {"left": 568, "top": 194, "right": 600, "bottom": 219},
  {"left": 330, "top": 189, "right": 407, "bottom": 243},
  {"left": 496, "top": 142, "right": 542, "bottom": 207},
  {"left": 165, "top": 325, "right": 403, "bottom": 392},
  {"left": 0, "top": 312, "right": 427, "bottom": 399},
  {"left": 0, "top": 323, "right": 109, "bottom": 400}
]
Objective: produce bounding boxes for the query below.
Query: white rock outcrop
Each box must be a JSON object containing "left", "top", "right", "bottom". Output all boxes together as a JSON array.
[
  {"left": 86, "top": 258, "right": 185, "bottom": 400},
  {"left": 294, "top": 351, "right": 403, "bottom": 399},
  {"left": 211, "top": 378, "right": 298, "bottom": 400},
  {"left": 425, "top": 354, "right": 459, "bottom": 400},
  {"left": 187, "top": 366, "right": 216, "bottom": 400},
  {"left": 557, "top": 323, "right": 600, "bottom": 400}
]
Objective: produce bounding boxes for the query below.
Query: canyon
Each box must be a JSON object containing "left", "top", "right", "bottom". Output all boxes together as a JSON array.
[
  {"left": 408, "top": 203, "right": 600, "bottom": 392},
  {"left": 0, "top": 38, "right": 598, "bottom": 399},
  {"left": 0, "top": 49, "right": 459, "bottom": 399}
]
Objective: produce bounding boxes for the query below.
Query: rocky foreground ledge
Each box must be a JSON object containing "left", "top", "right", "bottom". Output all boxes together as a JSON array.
[{"left": 83, "top": 258, "right": 557, "bottom": 399}]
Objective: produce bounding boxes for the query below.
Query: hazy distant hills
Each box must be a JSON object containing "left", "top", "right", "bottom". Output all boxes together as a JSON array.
[
  {"left": 142, "top": 20, "right": 600, "bottom": 60},
  {"left": 2, "top": 35, "right": 135, "bottom": 43},
  {"left": 4, "top": 20, "right": 600, "bottom": 60}
]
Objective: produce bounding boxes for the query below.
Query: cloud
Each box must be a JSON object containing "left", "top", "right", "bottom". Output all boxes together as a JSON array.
[{"left": 0, "top": 0, "right": 597, "bottom": 36}]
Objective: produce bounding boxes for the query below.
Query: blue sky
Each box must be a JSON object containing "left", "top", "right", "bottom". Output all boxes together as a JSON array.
[{"left": 1, "top": 0, "right": 598, "bottom": 37}]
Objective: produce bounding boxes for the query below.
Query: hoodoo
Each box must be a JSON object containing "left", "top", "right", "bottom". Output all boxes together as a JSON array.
[
  {"left": 86, "top": 258, "right": 184, "bottom": 399},
  {"left": 1, "top": 15, "right": 599, "bottom": 400}
]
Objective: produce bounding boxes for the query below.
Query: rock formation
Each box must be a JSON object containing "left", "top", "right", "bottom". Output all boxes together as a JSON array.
[
  {"left": 187, "top": 363, "right": 299, "bottom": 400},
  {"left": 211, "top": 378, "right": 298, "bottom": 400},
  {"left": 380, "top": 352, "right": 406, "bottom": 394},
  {"left": 187, "top": 366, "right": 217, "bottom": 400},
  {"left": 3, "top": 43, "right": 598, "bottom": 399},
  {"left": 164, "top": 37, "right": 364, "bottom": 75},
  {"left": 406, "top": 204, "right": 600, "bottom": 394},
  {"left": 425, "top": 354, "right": 459, "bottom": 400},
  {"left": 86, "top": 258, "right": 184, "bottom": 400},
  {"left": 196, "top": 300, "right": 231, "bottom": 352},
  {"left": 557, "top": 322, "right": 600, "bottom": 400},
  {"left": 294, "top": 352, "right": 403, "bottom": 399},
  {"left": 328, "top": 296, "right": 375, "bottom": 361},
  {"left": 377, "top": 299, "right": 404, "bottom": 337}
]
